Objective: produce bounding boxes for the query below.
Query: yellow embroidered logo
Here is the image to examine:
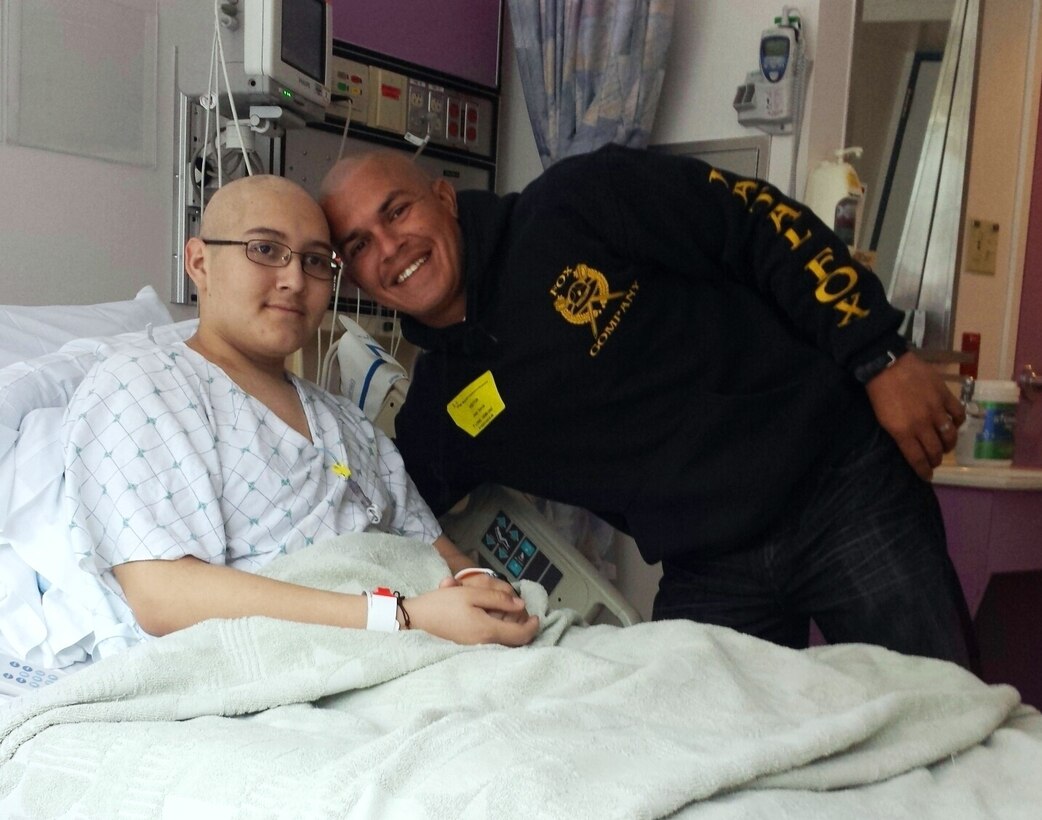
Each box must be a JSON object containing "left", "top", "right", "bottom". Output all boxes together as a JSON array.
[{"left": 549, "top": 264, "right": 639, "bottom": 357}]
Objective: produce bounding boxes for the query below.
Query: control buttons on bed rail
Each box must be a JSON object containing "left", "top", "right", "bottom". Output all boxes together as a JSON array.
[
  {"left": 438, "top": 484, "right": 642, "bottom": 625},
  {"left": 479, "top": 511, "right": 563, "bottom": 593},
  {"left": 0, "top": 655, "right": 65, "bottom": 700}
]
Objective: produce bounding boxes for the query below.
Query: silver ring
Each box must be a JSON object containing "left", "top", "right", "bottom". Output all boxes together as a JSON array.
[{"left": 939, "top": 422, "right": 954, "bottom": 434}]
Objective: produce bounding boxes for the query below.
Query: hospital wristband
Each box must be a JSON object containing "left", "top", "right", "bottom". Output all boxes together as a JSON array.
[
  {"left": 454, "top": 567, "right": 506, "bottom": 582},
  {"left": 365, "top": 587, "right": 400, "bottom": 632}
]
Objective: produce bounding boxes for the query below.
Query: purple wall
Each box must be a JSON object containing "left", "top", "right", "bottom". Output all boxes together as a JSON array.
[
  {"left": 1012, "top": 93, "right": 1042, "bottom": 468},
  {"left": 331, "top": 0, "right": 503, "bottom": 88}
]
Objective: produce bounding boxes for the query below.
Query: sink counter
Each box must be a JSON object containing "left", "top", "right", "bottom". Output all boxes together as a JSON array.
[{"left": 933, "top": 464, "right": 1042, "bottom": 490}]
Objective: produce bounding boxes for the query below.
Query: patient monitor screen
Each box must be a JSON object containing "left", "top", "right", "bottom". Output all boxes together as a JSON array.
[{"left": 282, "top": 0, "right": 326, "bottom": 84}]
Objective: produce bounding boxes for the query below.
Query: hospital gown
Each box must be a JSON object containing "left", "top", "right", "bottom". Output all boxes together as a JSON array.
[{"left": 62, "top": 340, "right": 440, "bottom": 648}]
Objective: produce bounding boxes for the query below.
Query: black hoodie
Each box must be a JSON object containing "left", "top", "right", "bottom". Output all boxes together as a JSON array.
[{"left": 395, "top": 144, "right": 905, "bottom": 563}]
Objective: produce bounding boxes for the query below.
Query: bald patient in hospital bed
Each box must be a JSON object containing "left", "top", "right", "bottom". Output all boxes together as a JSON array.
[{"left": 61, "top": 174, "right": 538, "bottom": 648}]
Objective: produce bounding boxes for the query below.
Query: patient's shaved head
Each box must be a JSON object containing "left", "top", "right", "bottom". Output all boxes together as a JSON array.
[
  {"left": 183, "top": 173, "right": 334, "bottom": 376},
  {"left": 201, "top": 174, "right": 325, "bottom": 238}
]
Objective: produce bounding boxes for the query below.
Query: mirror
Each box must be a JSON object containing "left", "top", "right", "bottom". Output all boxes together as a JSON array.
[{"left": 845, "top": 0, "right": 981, "bottom": 352}]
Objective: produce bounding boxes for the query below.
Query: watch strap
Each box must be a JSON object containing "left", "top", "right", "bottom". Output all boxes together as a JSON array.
[{"left": 853, "top": 349, "right": 900, "bottom": 384}]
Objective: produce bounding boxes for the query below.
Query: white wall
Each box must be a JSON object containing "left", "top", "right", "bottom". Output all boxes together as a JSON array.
[
  {"left": 0, "top": 0, "right": 222, "bottom": 321},
  {"left": 0, "top": 143, "right": 177, "bottom": 310},
  {"left": 495, "top": 10, "right": 544, "bottom": 195}
]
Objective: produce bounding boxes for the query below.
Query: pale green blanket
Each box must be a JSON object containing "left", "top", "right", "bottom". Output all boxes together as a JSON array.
[{"left": 1, "top": 534, "right": 1040, "bottom": 819}]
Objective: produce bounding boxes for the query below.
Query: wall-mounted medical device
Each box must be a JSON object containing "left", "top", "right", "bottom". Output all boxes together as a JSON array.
[
  {"left": 733, "top": 9, "right": 807, "bottom": 135},
  {"left": 324, "top": 50, "right": 497, "bottom": 161},
  {"left": 179, "top": 0, "right": 333, "bottom": 124},
  {"left": 172, "top": 0, "right": 334, "bottom": 304}
]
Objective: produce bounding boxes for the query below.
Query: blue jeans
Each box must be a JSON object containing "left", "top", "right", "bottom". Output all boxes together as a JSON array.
[{"left": 654, "top": 427, "right": 978, "bottom": 670}]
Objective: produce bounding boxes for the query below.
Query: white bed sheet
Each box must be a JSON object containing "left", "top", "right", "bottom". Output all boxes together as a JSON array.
[{"left": 2, "top": 535, "right": 1040, "bottom": 819}]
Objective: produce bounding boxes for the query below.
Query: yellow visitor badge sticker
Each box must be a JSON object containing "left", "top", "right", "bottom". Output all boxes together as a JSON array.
[{"left": 447, "top": 370, "right": 505, "bottom": 437}]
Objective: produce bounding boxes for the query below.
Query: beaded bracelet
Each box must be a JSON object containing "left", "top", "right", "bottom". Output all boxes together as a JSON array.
[{"left": 394, "top": 591, "right": 411, "bottom": 630}]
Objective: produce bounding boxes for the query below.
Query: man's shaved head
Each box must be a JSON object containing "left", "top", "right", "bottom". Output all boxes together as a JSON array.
[
  {"left": 319, "top": 151, "right": 434, "bottom": 211},
  {"left": 318, "top": 150, "right": 466, "bottom": 328}
]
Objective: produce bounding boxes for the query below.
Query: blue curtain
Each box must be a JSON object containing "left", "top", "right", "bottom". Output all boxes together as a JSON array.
[{"left": 508, "top": 0, "right": 675, "bottom": 169}]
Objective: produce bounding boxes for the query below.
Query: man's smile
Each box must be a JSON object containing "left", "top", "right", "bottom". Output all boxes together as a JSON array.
[{"left": 396, "top": 254, "right": 430, "bottom": 285}]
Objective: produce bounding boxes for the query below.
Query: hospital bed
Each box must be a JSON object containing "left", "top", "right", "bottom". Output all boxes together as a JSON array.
[{"left": 2, "top": 289, "right": 1042, "bottom": 818}]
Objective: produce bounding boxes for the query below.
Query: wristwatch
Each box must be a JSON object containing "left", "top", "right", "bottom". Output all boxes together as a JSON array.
[{"left": 854, "top": 349, "right": 901, "bottom": 384}]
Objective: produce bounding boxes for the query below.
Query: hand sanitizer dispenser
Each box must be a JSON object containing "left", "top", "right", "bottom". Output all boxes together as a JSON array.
[{"left": 805, "top": 147, "right": 865, "bottom": 250}]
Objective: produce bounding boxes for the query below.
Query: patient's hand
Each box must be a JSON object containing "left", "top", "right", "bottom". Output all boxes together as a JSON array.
[{"left": 409, "top": 582, "right": 539, "bottom": 646}]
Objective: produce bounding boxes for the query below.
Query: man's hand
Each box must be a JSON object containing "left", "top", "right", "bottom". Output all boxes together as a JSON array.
[
  {"left": 442, "top": 571, "right": 531, "bottom": 625},
  {"left": 865, "top": 351, "right": 965, "bottom": 480}
]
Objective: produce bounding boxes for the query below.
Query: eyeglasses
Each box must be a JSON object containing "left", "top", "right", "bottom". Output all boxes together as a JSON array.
[{"left": 201, "top": 238, "right": 342, "bottom": 281}]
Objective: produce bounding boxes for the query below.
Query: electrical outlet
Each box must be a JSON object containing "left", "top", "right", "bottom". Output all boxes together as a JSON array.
[
  {"left": 406, "top": 78, "right": 429, "bottom": 139},
  {"left": 463, "top": 102, "right": 479, "bottom": 146},
  {"left": 426, "top": 85, "right": 447, "bottom": 144},
  {"left": 445, "top": 96, "right": 463, "bottom": 145},
  {"left": 965, "top": 218, "right": 999, "bottom": 275}
]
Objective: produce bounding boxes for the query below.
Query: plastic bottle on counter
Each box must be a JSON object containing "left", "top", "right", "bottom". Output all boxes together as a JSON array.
[{"left": 955, "top": 379, "right": 1020, "bottom": 466}]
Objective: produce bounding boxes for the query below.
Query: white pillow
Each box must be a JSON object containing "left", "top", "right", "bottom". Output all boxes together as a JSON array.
[
  {"left": 0, "top": 286, "right": 175, "bottom": 369},
  {"left": 0, "top": 319, "right": 198, "bottom": 440}
]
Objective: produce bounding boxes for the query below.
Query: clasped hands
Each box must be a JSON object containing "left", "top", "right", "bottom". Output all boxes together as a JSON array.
[{"left": 405, "top": 571, "right": 540, "bottom": 647}]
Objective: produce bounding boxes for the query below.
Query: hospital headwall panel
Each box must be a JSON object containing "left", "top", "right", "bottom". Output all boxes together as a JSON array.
[{"left": 172, "top": 19, "right": 501, "bottom": 309}]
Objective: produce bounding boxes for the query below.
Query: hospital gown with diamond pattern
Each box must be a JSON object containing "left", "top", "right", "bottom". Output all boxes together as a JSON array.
[{"left": 62, "top": 340, "right": 440, "bottom": 646}]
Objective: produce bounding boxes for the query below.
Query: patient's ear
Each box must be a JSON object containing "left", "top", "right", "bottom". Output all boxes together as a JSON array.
[{"left": 184, "top": 237, "right": 208, "bottom": 291}]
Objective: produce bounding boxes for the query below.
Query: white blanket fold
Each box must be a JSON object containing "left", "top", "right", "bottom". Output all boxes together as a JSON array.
[{"left": 0, "top": 534, "right": 1037, "bottom": 819}]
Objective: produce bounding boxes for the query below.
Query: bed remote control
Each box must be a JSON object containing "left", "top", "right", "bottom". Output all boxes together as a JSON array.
[{"left": 0, "top": 654, "right": 65, "bottom": 700}]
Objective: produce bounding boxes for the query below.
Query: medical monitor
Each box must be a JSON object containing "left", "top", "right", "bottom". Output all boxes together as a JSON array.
[
  {"left": 243, "top": 0, "right": 332, "bottom": 121},
  {"left": 178, "top": 0, "right": 332, "bottom": 124}
]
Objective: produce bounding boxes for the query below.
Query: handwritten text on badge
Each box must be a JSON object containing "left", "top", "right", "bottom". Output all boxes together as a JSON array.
[{"left": 447, "top": 370, "right": 505, "bottom": 437}]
